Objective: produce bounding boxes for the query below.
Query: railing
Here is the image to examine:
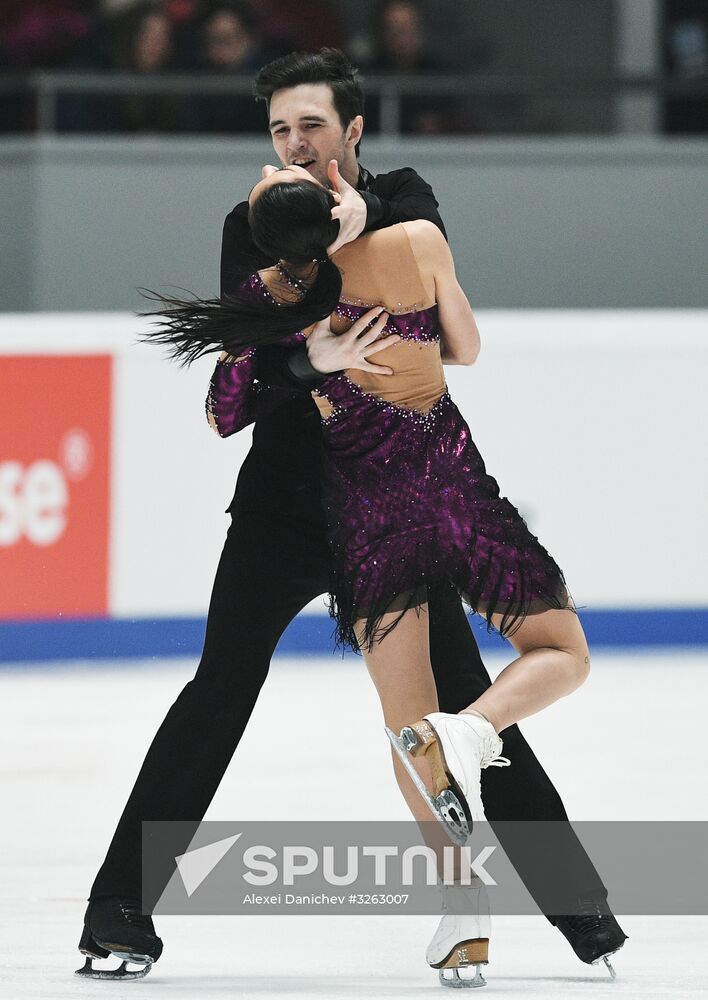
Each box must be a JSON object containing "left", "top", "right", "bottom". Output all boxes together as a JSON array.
[{"left": 1, "top": 71, "right": 706, "bottom": 135}]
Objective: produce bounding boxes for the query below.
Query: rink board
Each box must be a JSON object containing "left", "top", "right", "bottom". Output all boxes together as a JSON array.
[
  {"left": 1, "top": 608, "right": 708, "bottom": 664},
  {"left": 1, "top": 311, "right": 706, "bottom": 662}
]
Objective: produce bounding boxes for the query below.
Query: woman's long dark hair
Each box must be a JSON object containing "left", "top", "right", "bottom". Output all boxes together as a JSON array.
[{"left": 140, "top": 180, "right": 342, "bottom": 366}]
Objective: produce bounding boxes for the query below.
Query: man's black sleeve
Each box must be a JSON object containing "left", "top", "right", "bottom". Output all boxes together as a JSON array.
[
  {"left": 220, "top": 201, "right": 257, "bottom": 297},
  {"left": 360, "top": 167, "right": 448, "bottom": 240}
]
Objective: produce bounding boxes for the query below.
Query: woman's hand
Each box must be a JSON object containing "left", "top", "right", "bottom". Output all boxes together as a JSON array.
[{"left": 307, "top": 307, "right": 400, "bottom": 375}]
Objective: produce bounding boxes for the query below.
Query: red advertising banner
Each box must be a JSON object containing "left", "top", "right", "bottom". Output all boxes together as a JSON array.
[{"left": 0, "top": 355, "right": 111, "bottom": 619}]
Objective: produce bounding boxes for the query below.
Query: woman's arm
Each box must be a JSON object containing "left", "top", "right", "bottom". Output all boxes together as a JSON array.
[
  {"left": 206, "top": 335, "right": 313, "bottom": 437},
  {"left": 205, "top": 349, "right": 262, "bottom": 437},
  {"left": 405, "top": 219, "right": 480, "bottom": 366}
]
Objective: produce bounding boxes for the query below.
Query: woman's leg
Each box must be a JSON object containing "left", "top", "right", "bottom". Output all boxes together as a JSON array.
[
  {"left": 359, "top": 604, "right": 493, "bottom": 979},
  {"left": 358, "top": 604, "right": 475, "bottom": 879},
  {"left": 357, "top": 605, "right": 439, "bottom": 826},
  {"left": 358, "top": 604, "right": 590, "bottom": 809},
  {"left": 466, "top": 608, "right": 590, "bottom": 734},
  {"left": 427, "top": 586, "right": 607, "bottom": 911}
]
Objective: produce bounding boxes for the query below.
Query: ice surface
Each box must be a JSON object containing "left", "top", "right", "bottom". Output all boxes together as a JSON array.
[{"left": 1, "top": 651, "right": 706, "bottom": 998}]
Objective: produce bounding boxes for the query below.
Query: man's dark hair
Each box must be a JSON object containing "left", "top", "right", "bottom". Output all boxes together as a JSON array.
[{"left": 254, "top": 48, "right": 364, "bottom": 148}]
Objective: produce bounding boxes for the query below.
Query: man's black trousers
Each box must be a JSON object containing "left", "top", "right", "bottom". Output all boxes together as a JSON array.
[{"left": 90, "top": 506, "right": 605, "bottom": 913}]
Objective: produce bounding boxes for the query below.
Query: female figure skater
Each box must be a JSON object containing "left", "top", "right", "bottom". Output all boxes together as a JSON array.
[{"left": 146, "top": 165, "right": 612, "bottom": 986}]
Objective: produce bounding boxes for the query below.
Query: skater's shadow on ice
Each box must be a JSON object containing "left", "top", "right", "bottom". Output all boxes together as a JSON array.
[
  {"left": 161, "top": 977, "right": 412, "bottom": 994},
  {"left": 161, "top": 973, "right": 608, "bottom": 995},
  {"left": 495, "top": 975, "right": 614, "bottom": 984}
]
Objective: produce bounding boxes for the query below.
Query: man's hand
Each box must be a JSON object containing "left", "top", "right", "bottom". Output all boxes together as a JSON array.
[
  {"left": 327, "top": 159, "right": 367, "bottom": 255},
  {"left": 307, "top": 307, "right": 400, "bottom": 375}
]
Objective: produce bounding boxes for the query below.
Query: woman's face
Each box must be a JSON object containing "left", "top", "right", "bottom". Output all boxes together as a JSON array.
[{"left": 247, "top": 164, "right": 325, "bottom": 207}]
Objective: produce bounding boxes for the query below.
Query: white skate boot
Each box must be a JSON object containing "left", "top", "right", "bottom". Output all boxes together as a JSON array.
[
  {"left": 386, "top": 712, "right": 510, "bottom": 844},
  {"left": 427, "top": 877, "right": 491, "bottom": 989}
]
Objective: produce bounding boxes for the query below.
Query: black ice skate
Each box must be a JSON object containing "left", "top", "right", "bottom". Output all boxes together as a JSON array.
[
  {"left": 75, "top": 897, "right": 163, "bottom": 980},
  {"left": 550, "top": 893, "right": 628, "bottom": 979}
]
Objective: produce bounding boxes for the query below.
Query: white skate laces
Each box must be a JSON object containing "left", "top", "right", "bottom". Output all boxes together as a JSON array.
[
  {"left": 454, "top": 712, "right": 511, "bottom": 768},
  {"left": 428, "top": 712, "right": 510, "bottom": 774}
]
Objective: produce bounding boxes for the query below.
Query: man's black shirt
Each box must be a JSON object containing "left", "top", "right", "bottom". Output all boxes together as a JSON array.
[{"left": 219, "top": 165, "right": 446, "bottom": 518}]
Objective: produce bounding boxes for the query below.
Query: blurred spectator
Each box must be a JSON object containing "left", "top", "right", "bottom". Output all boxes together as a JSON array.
[
  {"left": 182, "top": 2, "right": 269, "bottom": 132},
  {"left": 93, "top": 0, "right": 313, "bottom": 66},
  {"left": 200, "top": 2, "right": 261, "bottom": 71},
  {"left": 163, "top": 0, "right": 202, "bottom": 24},
  {"left": 117, "top": 4, "right": 171, "bottom": 68},
  {"left": 98, "top": 0, "right": 199, "bottom": 19},
  {"left": 256, "top": 0, "right": 344, "bottom": 54},
  {"left": 92, "top": 1, "right": 204, "bottom": 68},
  {"left": 111, "top": 1, "right": 179, "bottom": 130},
  {"left": 0, "top": 1, "right": 93, "bottom": 69},
  {"left": 368, "top": 0, "right": 444, "bottom": 75},
  {"left": 98, "top": 0, "right": 141, "bottom": 12},
  {"left": 663, "top": 0, "right": 708, "bottom": 132},
  {"left": 0, "top": 2, "right": 97, "bottom": 131},
  {"left": 59, "top": 2, "right": 178, "bottom": 132},
  {"left": 364, "top": 0, "right": 451, "bottom": 134}
]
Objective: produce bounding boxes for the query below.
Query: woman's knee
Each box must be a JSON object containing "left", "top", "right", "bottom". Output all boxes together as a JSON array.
[
  {"left": 570, "top": 642, "right": 591, "bottom": 689},
  {"left": 561, "top": 617, "right": 591, "bottom": 689},
  {"left": 511, "top": 609, "right": 591, "bottom": 688}
]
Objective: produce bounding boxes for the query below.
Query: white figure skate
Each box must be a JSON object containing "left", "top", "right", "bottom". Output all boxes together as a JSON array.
[
  {"left": 427, "top": 877, "right": 491, "bottom": 989},
  {"left": 386, "top": 712, "right": 510, "bottom": 844}
]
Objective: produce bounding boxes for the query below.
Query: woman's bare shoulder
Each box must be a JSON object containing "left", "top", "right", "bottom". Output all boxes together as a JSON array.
[
  {"left": 332, "top": 223, "right": 402, "bottom": 261},
  {"left": 400, "top": 220, "right": 451, "bottom": 282},
  {"left": 333, "top": 223, "right": 436, "bottom": 275},
  {"left": 401, "top": 219, "right": 447, "bottom": 254}
]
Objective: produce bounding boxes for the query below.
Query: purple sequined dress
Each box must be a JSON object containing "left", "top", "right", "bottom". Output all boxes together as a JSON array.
[
  {"left": 208, "top": 237, "right": 571, "bottom": 652},
  {"left": 313, "top": 312, "right": 570, "bottom": 650}
]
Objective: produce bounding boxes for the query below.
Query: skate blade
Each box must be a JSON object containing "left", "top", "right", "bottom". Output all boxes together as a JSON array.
[
  {"left": 438, "top": 966, "right": 487, "bottom": 989},
  {"left": 592, "top": 949, "right": 620, "bottom": 980},
  {"left": 385, "top": 726, "right": 471, "bottom": 846},
  {"left": 75, "top": 955, "right": 153, "bottom": 980}
]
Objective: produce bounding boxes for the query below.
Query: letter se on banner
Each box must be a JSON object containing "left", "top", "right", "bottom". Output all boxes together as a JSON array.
[{"left": 0, "top": 356, "right": 111, "bottom": 619}]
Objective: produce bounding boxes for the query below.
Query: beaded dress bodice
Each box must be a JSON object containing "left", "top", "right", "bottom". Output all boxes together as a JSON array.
[
  {"left": 305, "top": 224, "right": 447, "bottom": 421},
  {"left": 206, "top": 222, "right": 570, "bottom": 653}
]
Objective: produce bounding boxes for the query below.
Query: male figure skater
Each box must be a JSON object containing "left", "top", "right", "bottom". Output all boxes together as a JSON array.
[{"left": 78, "top": 48, "right": 626, "bottom": 981}]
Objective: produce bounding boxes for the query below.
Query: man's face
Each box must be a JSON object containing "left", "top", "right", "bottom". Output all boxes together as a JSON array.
[{"left": 268, "top": 83, "right": 356, "bottom": 186}]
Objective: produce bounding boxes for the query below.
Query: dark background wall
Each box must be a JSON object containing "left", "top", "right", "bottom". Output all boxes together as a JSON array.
[{"left": 338, "top": 0, "right": 616, "bottom": 133}]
